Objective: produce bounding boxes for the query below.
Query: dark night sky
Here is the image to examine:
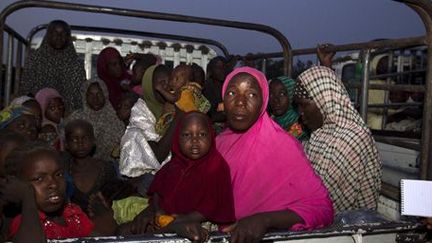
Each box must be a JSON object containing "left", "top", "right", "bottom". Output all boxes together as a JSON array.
[{"left": 0, "top": 0, "right": 425, "bottom": 56}]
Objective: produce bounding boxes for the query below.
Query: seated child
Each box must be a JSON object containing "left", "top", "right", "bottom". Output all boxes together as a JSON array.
[
  {"left": 0, "top": 130, "right": 26, "bottom": 241},
  {"left": 35, "top": 88, "right": 66, "bottom": 150},
  {"left": 155, "top": 64, "right": 211, "bottom": 135},
  {"left": 127, "top": 112, "right": 234, "bottom": 240},
  {"left": 115, "top": 92, "right": 140, "bottom": 127},
  {"left": 65, "top": 119, "right": 117, "bottom": 213},
  {"left": 1, "top": 142, "right": 115, "bottom": 241},
  {"left": 0, "top": 105, "right": 38, "bottom": 141}
]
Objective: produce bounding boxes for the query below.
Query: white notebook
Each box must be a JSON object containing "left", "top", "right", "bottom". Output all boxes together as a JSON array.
[{"left": 400, "top": 179, "right": 432, "bottom": 217}]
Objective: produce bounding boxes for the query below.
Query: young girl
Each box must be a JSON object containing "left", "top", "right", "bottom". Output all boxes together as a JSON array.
[
  {"left": 128, "top": 112, "right": 234, "bottom": 240},
  {"left": 35, "top": 88, "right": 66, "bottom": 150},
  {"left": 1, "top": 142, "right": 100, "bottom": 241},
  {"left": 155, "top": 64, "right": 210, "bottom": 135}
]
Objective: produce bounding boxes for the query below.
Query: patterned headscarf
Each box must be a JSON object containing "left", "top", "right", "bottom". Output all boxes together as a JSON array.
[
  {"left": 296, "top": 66, "right": 382, "bottom": 212},
  {"left": 270, "top": 76, "right": 308, "bottom": 140},
  {"left": 66, "top": 79, "right": 125, "bottom": 161},
  {"left": 20, "top": 20, "right": 85, "bottom": 112},
  {"left": 0, "top": 105, "right": 33, "bottom": 129}
]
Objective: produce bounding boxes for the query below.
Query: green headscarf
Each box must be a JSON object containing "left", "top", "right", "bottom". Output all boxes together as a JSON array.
[
  {"left": 270, "top": 76, "right": 309, "bottom": 140},
  {"left": 142, "top": 65, "right": 163, "bottom": 119}
]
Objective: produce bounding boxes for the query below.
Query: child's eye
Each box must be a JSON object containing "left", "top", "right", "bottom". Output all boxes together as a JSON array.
[
  {"left": 199, "top": 132, "right": 207, "bottom": 137},
  {"left": 280, "top": 92, "right": 286, "bottom": 96},
  {"left": 31, "top": 176, "right": 43, "bottom": 182},
  {"left": 181, "top": 133, "right": 191, "bottom": 138},
  {"left": 56, "top": 172, "right": 64, "bottom": 177}
]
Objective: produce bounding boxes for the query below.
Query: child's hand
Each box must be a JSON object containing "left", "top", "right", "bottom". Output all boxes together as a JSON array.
[
  {"left": 129, "top": 209, "right": 156, "bottom": 234},
  {"left": 317, "top": 43, "right": 335, "bottom": 67},
  {"left": 0, "top": 176, "right": 34, "bottom": 204},
  {"left": 88, "top": 192, "right": 117, "bottom": 236}
]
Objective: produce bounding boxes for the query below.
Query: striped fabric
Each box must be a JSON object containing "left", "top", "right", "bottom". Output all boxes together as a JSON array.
[{"left": 296, "top": 66, "right": 382, "bottom": 212}]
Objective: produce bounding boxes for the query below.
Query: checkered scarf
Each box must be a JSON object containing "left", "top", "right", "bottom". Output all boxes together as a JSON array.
[{"left": 296, "top": 66, "right": 382, "bottom": 212}]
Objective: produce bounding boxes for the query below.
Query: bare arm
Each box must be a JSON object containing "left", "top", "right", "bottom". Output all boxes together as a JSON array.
[
  {"left": 224, "top": 210, "right": 303, "bottom": 243},
  {"left": 0, "top": 177, "right": 45, "bottom": 243}
]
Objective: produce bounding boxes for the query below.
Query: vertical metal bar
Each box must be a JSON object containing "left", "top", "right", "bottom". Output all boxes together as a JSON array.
[
  {"left": 4, "top": 34, "right": 13, "bottom": 106},
  {"left": 14, "top": 42, "right": 23, "bottom": 95},
  {"left": 261, "top": 58, "right": 267, "bottom": 75},
  {"left": 360, "top": 49, "right": 371, "bottom": 121},
  {"left": 381, "top": 51, "right": 394, "bottom": 128}
]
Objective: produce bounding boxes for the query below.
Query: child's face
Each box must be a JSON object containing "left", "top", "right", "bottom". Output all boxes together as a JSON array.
[
  {"left": 21, "top": 152, "right": 66, "bottom": 213},
  {"left": 86, "top": 83, "right": 105, "bottom": 111},
  {"left": 179, "top": 114, "right": 211, "bottom": 160},
  {"left": 116, "top": 98, "right": 135, "bottom": 123},
  {"left": 7, "top": 114, "right": 38, "bottom": 141},
  {"left": 169, "top": 68, "right": 189, "bottom": 92},
  {"left": 45, "top": 97, "right": 65, "bottom": 124},
  {"left": 132, "top": 65, "right": 146, "bottom": 85},
  {"left": 66, "top": 127, "right": 95, "bottom": 159}
]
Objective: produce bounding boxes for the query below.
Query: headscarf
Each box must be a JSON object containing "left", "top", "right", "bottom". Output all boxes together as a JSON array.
[
  {"left": 97, "top": 47, "right": 131, "bottom": 108},
  {"left": 270, "top": 76, "right": 308, "bottom": 140},
  {"left": 20, "top": 20, "right": 85, "bottom": 112},
  {"left": 67, "top": 79, "right": 125, "bottom": 161},
  {"left": 0, "top": 105, "right": 33, "bottom": 129},
  {"left": 148, "top": 112, "right": 235, "bottom": 224},
  {"left": 35, "top": 88, "right": 65, "bottom": 150},
  {"left": 141, "top": 65, "right": 163, "bottom": 120},
  {"left": 35, "top": 88, "right": 63, "bottom": 127},
  {"left": 10, "top": 96, "right": 34, "bottom": 107},
  {"left": 295, "top": 66, "right": 382, "bottom": 212},
  {"left": 216, "top": 67, "right": 333, "bottom": 230}
]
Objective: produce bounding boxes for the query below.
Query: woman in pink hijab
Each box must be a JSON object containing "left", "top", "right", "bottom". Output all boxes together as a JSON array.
[{"left": 216, "top": 67, "right": 333, "bottom": 243}]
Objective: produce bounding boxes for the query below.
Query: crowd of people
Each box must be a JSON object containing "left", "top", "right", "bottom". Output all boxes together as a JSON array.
[{"left": 0, "top": 20, "right": 385, "bottom": 242}]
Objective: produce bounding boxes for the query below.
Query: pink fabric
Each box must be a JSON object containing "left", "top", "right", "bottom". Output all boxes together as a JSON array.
[
  {"left": 35, "top": 87, "right": 63, "bottom": 126},
  {"left": 132, "top": 85, "right": 143, "bottom": 96},
  {"left": 216, "top": 67, "right": 334, "bottom": 230}
]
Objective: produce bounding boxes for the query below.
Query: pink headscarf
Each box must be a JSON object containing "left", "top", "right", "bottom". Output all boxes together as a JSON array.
[
  {"left": 35, "top": 87, "right": 63, "bottom": 126},
  {"left": 216, "top": 67, "right": 334, "bottom": 230}
]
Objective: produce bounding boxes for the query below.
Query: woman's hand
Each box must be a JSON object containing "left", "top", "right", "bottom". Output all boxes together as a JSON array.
[
  {"left": 161, "top": 221, "right": 208, "bottom": 243},
  {"left": 223, "top": 214, "right": 269, "bottom": 243}
]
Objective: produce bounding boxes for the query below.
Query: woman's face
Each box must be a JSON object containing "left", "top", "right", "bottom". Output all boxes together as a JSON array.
[
  {"left": 106, "top": 57, "right": 123, "bottom": 79},
  {"left": 153, "top": 70, "right": 170, "bottom": 103},
  {"left": 86, "top": 83, "right": 105, "bottom": 111},
  {"left": 47, "top": 25, "right": 69, "bottom": 50},
  {"left": 224, "top": 73, "right": 263, "bottom": 132},
  {"left": 269, "top": 79, "right": 290, "bottom": 116},
  {"left": 295, "top": 97, "right": 324, "bottom": 132}
]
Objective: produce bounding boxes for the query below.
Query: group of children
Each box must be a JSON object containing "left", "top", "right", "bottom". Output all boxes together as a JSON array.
[{"left": 0, "top": 49, "right": 235, "bottom": 241}]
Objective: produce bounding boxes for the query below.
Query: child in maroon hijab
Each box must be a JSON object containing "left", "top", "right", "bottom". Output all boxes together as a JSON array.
[{"left": 127, "top": 112, "right": 234, "bottom": 240}]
